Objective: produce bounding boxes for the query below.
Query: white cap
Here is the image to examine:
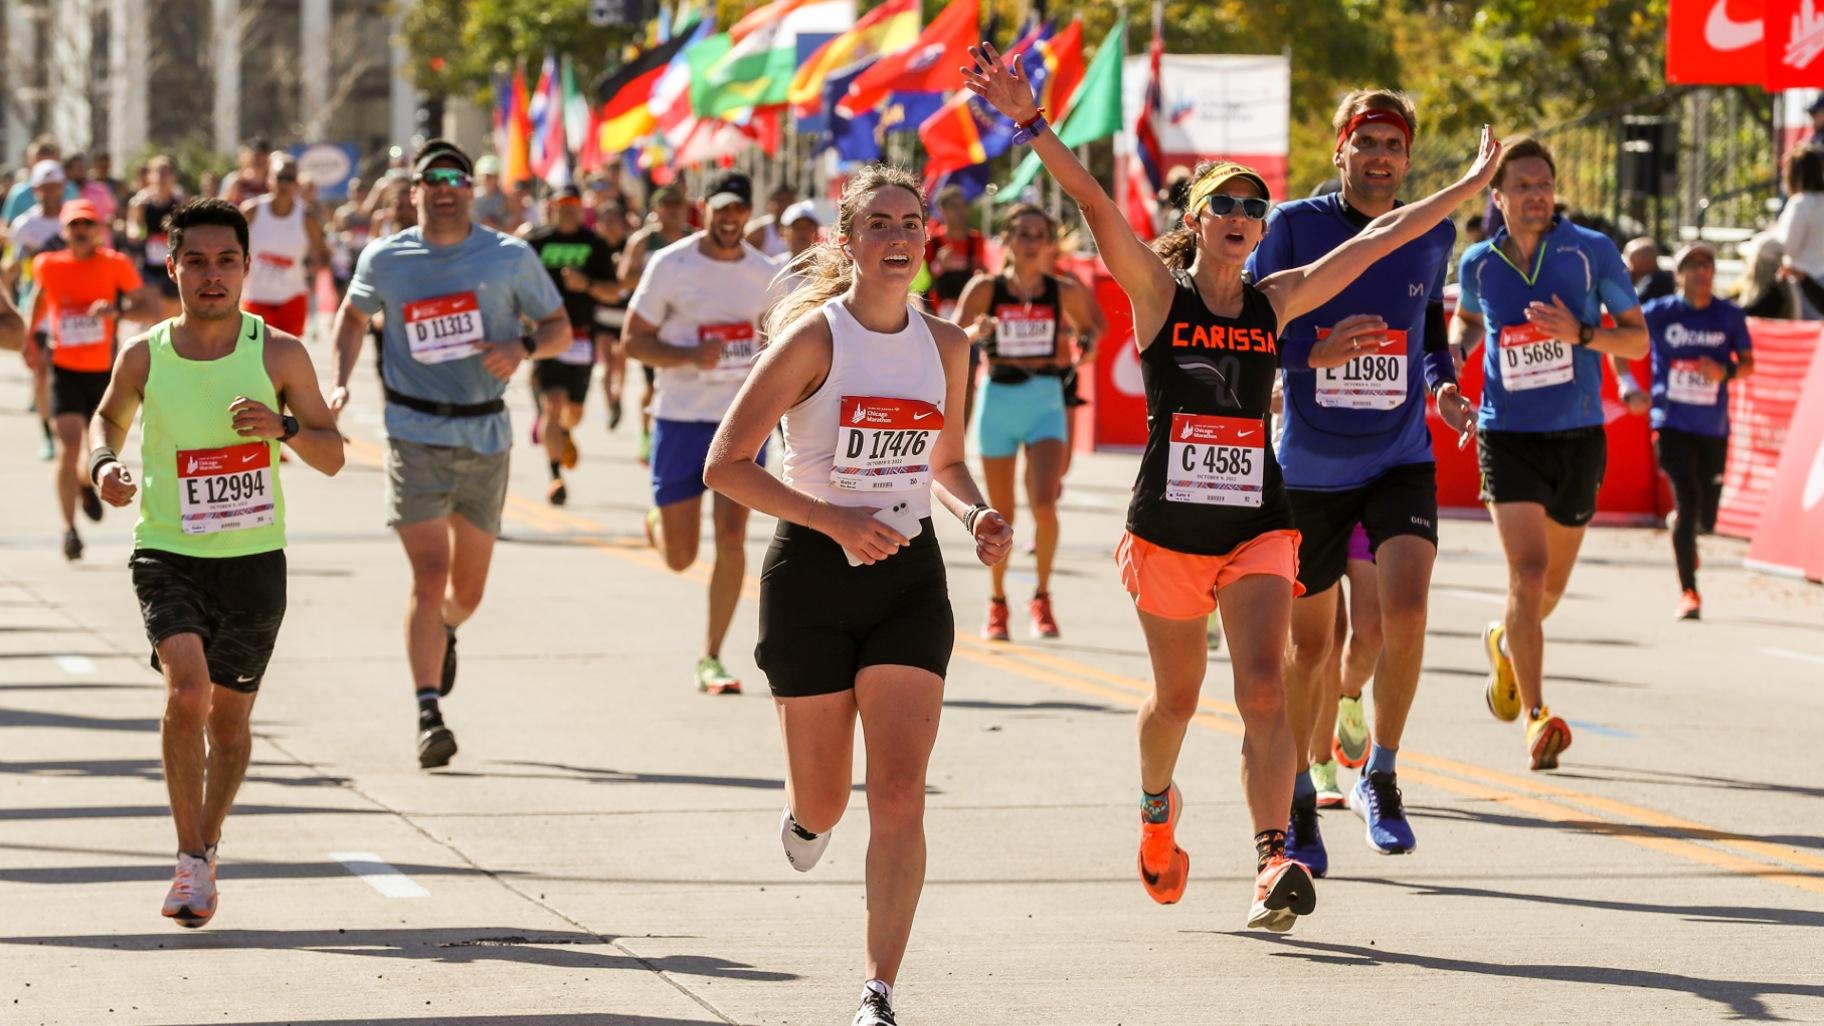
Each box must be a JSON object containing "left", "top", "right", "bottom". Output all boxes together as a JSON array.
[
  {"left": 781, "top": 200, "right": 820, "bottom": 227},
  {"left": 29, "top": 159, "right": 66, "bottom": 188}
]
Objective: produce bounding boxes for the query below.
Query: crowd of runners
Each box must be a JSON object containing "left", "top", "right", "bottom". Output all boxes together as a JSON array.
[{"left": 0, "top": 42, "right": 1775, "bottom": 1026}]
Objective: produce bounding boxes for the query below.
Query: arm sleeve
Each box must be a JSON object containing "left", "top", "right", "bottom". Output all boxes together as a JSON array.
[
  {"left": 1420, "top": 248, "right": 1455, "bottom": 391},
  {"left": 117, "top": 255, "right": 144, "bottom": 293},
  {"left": 514, "top": 245, "right": 564, "bottom": 321},
  {"left": 587, "top": 239, "right": 618, "bottom": 282},
  {"left": 1456, "top": 249, "right": 1481, "bottom": 319},
  {"left": 345, "top": 244, "right": 384, "bottom": 316},
  {"left": 1593, "top": 241, "right": 1640, "bottom": 317}
]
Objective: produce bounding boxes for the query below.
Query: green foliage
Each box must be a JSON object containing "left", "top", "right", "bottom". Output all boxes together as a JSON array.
[{"left": 401, "top": 0, "right": 643, "bottom": 105}]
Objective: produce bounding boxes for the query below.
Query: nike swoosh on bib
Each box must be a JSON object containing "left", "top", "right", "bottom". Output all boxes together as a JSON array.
[{"left": 1705, "top": 0, "right": 1763, "bottom": 51}]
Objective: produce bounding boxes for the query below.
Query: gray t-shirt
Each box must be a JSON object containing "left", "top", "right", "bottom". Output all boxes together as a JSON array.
[
  {"left": 471, "top": 189, "right": 513, "bottom": 230},
  {"left": 347, "top": 225, "right": 563, "bottom": 454}
]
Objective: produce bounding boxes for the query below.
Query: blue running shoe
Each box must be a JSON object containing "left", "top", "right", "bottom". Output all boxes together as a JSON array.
[
  {"left": 1285, "top": 795, "right": 1327, "bottom": 878},
  {"left": 1351, "top": 771, "right": 1417, "bottom": 854}
]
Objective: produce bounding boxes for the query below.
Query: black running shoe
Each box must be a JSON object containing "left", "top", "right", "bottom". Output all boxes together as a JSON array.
[
  {"left": 852, "top": 988, "right": 897, "bottom": 1026},
  {"left": 62, "top": 528, "right": 83, "bottom": 561},
  {"left": 608, "top": 402, "right": 623, "bottom": 431},
  {"left": 439, "top": 625, "right": 457, "bottom": 696},
  {"left": 417, "top": 715, "right": 458, "bottom": 769},
  {"left": 80, "top": 485, "right": 103, "bottom": 522}
]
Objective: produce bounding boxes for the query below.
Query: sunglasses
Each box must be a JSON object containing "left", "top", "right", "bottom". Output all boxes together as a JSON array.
[
  {"left": 417, "top": 168, "right": 471, "bottom": 189},
  {"left": 1204, "top": 194, "right": 1270, "bottom": 220}
]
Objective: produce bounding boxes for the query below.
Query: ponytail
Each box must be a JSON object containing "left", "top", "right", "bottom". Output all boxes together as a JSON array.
[
  {"left": 1153, "top": 227, "right": 1197, "bottom": 270},
  {"left": 765, "top": 242, "right": 852, "bottom": 342}
]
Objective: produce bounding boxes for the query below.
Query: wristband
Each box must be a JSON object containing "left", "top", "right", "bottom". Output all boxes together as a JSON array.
[
  {"left": 279, "top": 415, "right": 300, "bottom": 441},
  {"left": 1012, "top": 109, "right": 1048, "bottom": 145},
  {"left": 88, "top": 446, "right": 119, "bottom": 486},
  {"left": 1722, "top": 361, "right": 1739, "bottom": 381},
  {"left": 520, "top": 335, "right": 537, "bottom": 356},
  {"left": 962, "top": 503, "right": 989, "bottom": 534}
]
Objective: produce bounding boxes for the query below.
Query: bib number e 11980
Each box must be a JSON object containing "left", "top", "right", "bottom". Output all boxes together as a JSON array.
[
  {"left": 1497, "top": 323, "right": 1573, "bottom": 391},
  {"left": 178, "top": 442, "right": 275, "bottom": 535},
  {"left": 1165, "top": 413, "right": 1265, "bottom": 508},
  {"left": 700, "top": 322, "right": 757, "bottom": 383},
  {"left": 403, "top": 292, "right": 485, "bottom": 364},
  {"left": 1667, "top": 359, "right": 1719, "bottom": 406},
  {"left": 832, "top": 396, "right": 944, "bottom": 493},
  {"left": 1314, "top": 327, "right": 1406, "bottom": 409}
]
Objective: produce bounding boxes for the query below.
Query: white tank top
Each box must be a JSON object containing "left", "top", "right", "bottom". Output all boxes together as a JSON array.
[
  {"left": 245, "top": 195, "right": 310, "bottom": 303},
  {"left": 782, "top": 299, "right": 949, "bottom": 520}
]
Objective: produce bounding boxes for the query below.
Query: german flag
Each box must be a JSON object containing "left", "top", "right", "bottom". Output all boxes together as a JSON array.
[{"left": 593, "top": 22, "right": 704, "bottom": 155}]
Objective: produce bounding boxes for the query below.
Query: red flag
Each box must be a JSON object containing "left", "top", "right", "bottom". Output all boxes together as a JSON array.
[
  {"left": 840, "top": 0, "right": 978, "bottom": 116},
  {"left": 506, "top": 63, "right": 532, "bottom": 187},
  {"left": 1123, "top": 5, "right": 1164, "bottom": 239}
]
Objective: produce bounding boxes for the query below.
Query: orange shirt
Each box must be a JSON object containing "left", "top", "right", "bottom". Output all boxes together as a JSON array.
[{"left": 30, "top": 249, "right": 142, "bottom": 372}]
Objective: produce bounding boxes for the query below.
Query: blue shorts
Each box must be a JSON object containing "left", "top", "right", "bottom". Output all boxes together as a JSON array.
[
  {"left": 974, "top": 375, "right": 1068, "bottom": 459},
  {"left": 651, "top": 418, "right": 766, "bottom": 507}
]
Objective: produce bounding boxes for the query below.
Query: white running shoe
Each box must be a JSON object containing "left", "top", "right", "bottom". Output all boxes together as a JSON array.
[
  {"left": 161, "top": 852, "right": 218, "bottom": 928},
  {"left": 780, "top": 808, "right": 831, "bottom": 872}
]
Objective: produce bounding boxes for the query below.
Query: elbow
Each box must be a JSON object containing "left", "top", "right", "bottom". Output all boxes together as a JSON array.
[
  {"left": 701, "top": 457, "right": 731, "bottom": 495},
  {"left": 1622, "top": 330, "right": 1650, "bottom": 359}
]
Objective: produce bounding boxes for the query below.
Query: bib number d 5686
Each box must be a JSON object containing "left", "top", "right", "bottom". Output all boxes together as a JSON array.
[{"left": 1498, "top": 323, "right": 1573, "bottom": 391}]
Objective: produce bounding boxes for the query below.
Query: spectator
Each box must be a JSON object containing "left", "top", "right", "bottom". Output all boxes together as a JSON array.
[
  {"left": 471, "top": 155, "right": 515, "bottom": 232},
  {"left": 1809, "top": 95, "right": 1824, "bottom": 151},
  {"left": 1623, "top": 237, "right": 1676, "bottom": 302},
  {"left": 1729, "top": 234, "right": 1796, "bottom": 319},
  {"left": 1775, "top": 146, "right": 1824, "bottom": 317},
  {"left": 1464, "top": 213, "right": 1486, "bottom": 245}
]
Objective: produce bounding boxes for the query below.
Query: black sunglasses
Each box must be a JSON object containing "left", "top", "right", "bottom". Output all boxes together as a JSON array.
[{"left": 1204, "top": 194, "right": 1270, "bottom": 221}]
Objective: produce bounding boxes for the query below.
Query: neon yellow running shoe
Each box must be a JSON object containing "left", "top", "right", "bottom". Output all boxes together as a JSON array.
[{"left": 1483, "top": 621, "right": 1521, "bottom": 722}]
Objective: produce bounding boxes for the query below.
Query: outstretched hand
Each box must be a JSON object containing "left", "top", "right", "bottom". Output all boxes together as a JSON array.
[
  {"left": 1460, "top": 125, "right": 1502, "bottom": 191},
  {"left": 960, "top": 42, "right": 1037, "bottom": 122}
]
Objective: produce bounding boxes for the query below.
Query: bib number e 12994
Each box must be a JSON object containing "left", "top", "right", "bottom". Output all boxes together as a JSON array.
[{"left": 178, "top": 442, "right": 275, "bottom": 535}]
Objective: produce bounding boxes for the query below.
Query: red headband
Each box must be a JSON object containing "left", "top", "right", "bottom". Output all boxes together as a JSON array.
[{"left": 1337, "top": 109, "right": 1413, "bottom": 152}]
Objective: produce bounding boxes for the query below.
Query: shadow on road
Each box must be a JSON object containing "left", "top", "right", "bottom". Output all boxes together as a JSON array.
[
  {"left": 0, "top": 758, "right": 345, "bottom": 787},
  {"left": 129, "top": 1018, "right": 723, "bottom": 1026},
  {"left": 1417, "top": 804, "right": 1824, "bottom": 862},
  {"left": 1351, "top": 874, "right": 1824, "bottom": 929},
  {"left": 0, "top": 706, "right": 160, "bottom": 731},
  {"left": 1560, "top": 763, "right": 1824, "bottom": 803},
  {"left": 0, "top": 803, "right": 381, "bottom": 822},
  {"left": 0, "top": 859, "right": 515, "bottom": 886},
  {"left": 0, "top": 681, "right": 156, "bottom": 692},
  {"left": 942, "top": 698, "right": 1127, "bottom": 716}
]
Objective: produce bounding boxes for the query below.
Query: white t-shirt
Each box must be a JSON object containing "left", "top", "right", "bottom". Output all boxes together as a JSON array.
[
  {"left": 628, "top": 234, "right": 783, "bottom": 423},
  {"left": 1777, "top": 191, "right": 1824, "bottom": 279}
]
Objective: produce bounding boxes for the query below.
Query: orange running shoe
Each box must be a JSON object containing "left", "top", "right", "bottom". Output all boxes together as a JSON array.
[
  {"left": 1137, "top": 784, "right": 1190, "bottom": 905},
  {"left": 1030, "top": 593, "right": 1060, "bottom": 639},
  {"left": 983, "top": 598, "right": 1011, "bottom": 642},
  {"left": 1676, "top": 589, "right": 1701, "bottom": 621},
  {"left": 560, "top": 429, "right": 579, "bottom": 469},
  {"left": 1526, "top": 706, "right": 1573, "bottom": 771},
  {"left": 1247, "top": 853, "right": 1316, "bottom": 932}
]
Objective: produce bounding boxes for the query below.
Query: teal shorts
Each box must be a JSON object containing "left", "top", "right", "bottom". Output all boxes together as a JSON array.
[{"left": 975, "top": 374, "right": 1068, "bottom": 458}]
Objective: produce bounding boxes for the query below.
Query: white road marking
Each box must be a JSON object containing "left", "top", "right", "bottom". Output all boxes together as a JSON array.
[
  {"left": 1436, "top": 588, "right": 1506, "bottom": 605},
  {"left": 53, "top": 654, "right": 95, "bottom": 675},
  {"left": 1764, "top": 647, "right": 1824, "bottom": 667},
  {"left": 329, "top": 852, "right": 431, "bottom": 898}
]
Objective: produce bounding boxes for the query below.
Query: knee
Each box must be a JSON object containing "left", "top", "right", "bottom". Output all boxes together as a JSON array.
[
  {"left": 713, "top": 521, "right": 747, "bottom": 557},
  {"left": 448, "top": 578, "right": 486, "bottom": 614},
  {"left": 164, "top": 679, "right": 211, "bottom": 731},
  {"left": 1029, "top": 481, "right": 1063, "bottom": 516},
  {"left": 1285, "top": 630, "right": 1333, "bottom": 678},
  {"left": 793, "top": 785, "right": 851, "bottom": 835},
  {"left": 1231, "top": 663, "right": 1287, "bottom": 726},
  {"left": 1507, "top": 560, "right": 1548, "bottom": 604},
  {"left": 866, "top": 772, "right": 927, "bottom": 827},
  {"left": 1145, "top": 686, "right": 1201, "bottom": 728},
  {"left": 207, "top": 712, "right": 252, "bottom": 754},
  {"left": 410, "top": 561, "right": 450, "bottom": 601}
]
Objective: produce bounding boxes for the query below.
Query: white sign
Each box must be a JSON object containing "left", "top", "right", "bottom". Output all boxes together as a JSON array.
[
  {"left": 1118, "top": 54, "right": 1291, "bottom": 158},
  {"left": 297, "top": 144, "right": 353, "bottom": 192}
]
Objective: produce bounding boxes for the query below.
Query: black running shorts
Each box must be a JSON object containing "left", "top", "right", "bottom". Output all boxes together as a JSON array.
[
  {"left": 1286, "top": 462, "right": 1439, "bottom": 594},
  {"left": 756, "top": 519, "right": 954, "bottom": 698},
  {"left": 1476, "top": 427, "right": 1607, "bottom": 527},
  {"left": 130, "top": 548, "right": 288, "bottom": 692},
  {"left": 50, "top": 366, "right": 110, "bottom": 420},
  {"left": 533, "top": 359, "right": 593, "bottom": 405}
]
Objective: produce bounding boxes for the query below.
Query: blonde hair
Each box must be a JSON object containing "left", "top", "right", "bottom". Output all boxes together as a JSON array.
[
  {"left": 1330, "top": 88, "right": 1418, "bottom": 138},
  {"left": 765, "top": 164, "right": 925, "bottom": 340}
]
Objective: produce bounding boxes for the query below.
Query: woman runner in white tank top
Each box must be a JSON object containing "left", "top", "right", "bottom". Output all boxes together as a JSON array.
[{"left": 705, "top": 165, "right": 1012, "bottom": 1026}]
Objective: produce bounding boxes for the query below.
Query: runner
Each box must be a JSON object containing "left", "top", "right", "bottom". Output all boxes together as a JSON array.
[
  {"left": 2, "top": 138, "right": 74, "bottom": 225},
  {"left": 778, "top": 201, "right": 823, "bottom": 260},
  {"left": 470, "top": 156, "right": 517, "bottom": 233},
  {"left": 523, "top": 183, "right": 622, "bottom": 505},
  {"left": 590, "top": 202, "right": 634, "bottom": 430},
  {"left": 127, "top": 155, "right": 187, "bottom": 321},
  {"left": 218, "top": 138, "right": 272, "bottom": 206},
  {"left": 85, "top": 197, "right": 346, "bottom": 927},
  {"left": 620, "top": 185, "right": 693, "bottom": 463},
  {"left": 921, "top": 184, "right": 988, "bottom": 425},
  {"left": 964, "top": 41, "right": 1499, "bottom": 930},
  {"left": 328, "top": 139, "right": 568, "bottom": 769},
  {"left": 952, "top": 203, "right": 1098, "bottom": 640},
  {"left": 1615, "top": 242, "right": 1753, "bottom": 620},
  {"left": 4, "top": 159, "right": 72, "bottom": 461},
  {"left": 1448, "top": 136, "right": 1648, "bottom": 771},
  {"left": 28, "top": 199, "right": 157, "bottom": 560},
  {"left": 622, "top": 171, "right": 779, "bottom": 695},
  {"left": 240, "top": 154, "right": 331, "bottom": 340},
  {"left": 1246, "top": 90, "right": 1471, "bottom": 870},
  {"left": 1308, "top": 524, "right": 1380, "bottom": 810},
  {"left": 0, "top": 286, "right": 23, "bottom": 350},
  {"left": 744, "top": 183, "right": 799, "bottom": 257},
  {"left": 704, "top": 163, "right": 1012, "bottom": 1026}
]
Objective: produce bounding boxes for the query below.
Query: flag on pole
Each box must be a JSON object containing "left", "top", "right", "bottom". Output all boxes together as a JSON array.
[
  {"left": 839, "top": 0, "right": 978, "bottom": 117},
  {"left": 696, "top": 0, "right": 856, "bottom": 120},
  {"left": 491, "top": 68, "right": 512, "bottom": 162},
  {"left": 824, "top": 56, "right": 884, "bottom": 164},
  {"left": 561, "top": 55, "right": 590, "bottom": 160},
  {"left": 506, "top": 61, "right": 533, "bottom": 187},
  {"left": 595, "top": 22, "right": 705, "bottom": 155},
  {"left": 789, "top": 0, "right": 920, "bottom": 117},
  {"left": 918, "top": 19, "right": 1083, "bottom": 179},
  {"left": 652, "top": 18, "right": 715, "bottom": 147},
  {"left": 1122, "top": 3, "right": 1165, "bottom": 238},
  {"left": 998, "top": 18, "right": 1126, "bottom": 202},
  {"left": 529, "top": 52, "right": 570, "bottom": 186}
]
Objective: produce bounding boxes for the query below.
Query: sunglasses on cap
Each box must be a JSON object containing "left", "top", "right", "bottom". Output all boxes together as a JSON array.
[
  {"left": 1203, "top": 194, "right": 1270, "bottom": 221},
  {"left": 416, "top": 168, "right": 471, "bottom": 189}
]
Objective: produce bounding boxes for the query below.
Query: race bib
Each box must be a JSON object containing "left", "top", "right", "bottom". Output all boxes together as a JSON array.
[
  {"left": 1667, "top": 359, "right": 1718, "bottom": 406},
  {"left": 1497, "top": 323, "right": 1573, "bottom": 391},
  {"left": 832, "top": 396, "right": 944, "bottom": 494},
  {"left": 935, "top": 299, "right": 957, "bottom": 321},
  {"left": 1314, "top": 328, "right": 1407, "bottom": 410},
  {"left": 178, "top": 443, "right": 275, "bottom": 535},
  {"left": 145, "top": 233, "right": 169, "bottom": 264},
  {"left": 402, "top": 292, "right": 485, "bottom": 364},
  {"left": 554, "top": 329, "right": 595, "bottom": 366},
  {"left": 255, "top": 252, "right": 296, "bottom": 272},
  {"left": 57, "top": 312, "right": 108, "bottom": 348},
  {"left": 992, "top": 305, "right": 1057, "bottom": 359},
  {"left": 700, "top": 322, "right": 757, "bottom": 383},
  {"left": 1165, "top": 413, "right": 1265, "bottom": 507}
]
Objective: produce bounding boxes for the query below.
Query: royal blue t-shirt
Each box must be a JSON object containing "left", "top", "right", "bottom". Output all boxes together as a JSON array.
[
  {"left": 1642, "top": 294, "right": 1751, "bottom": 438},
  {"left": 1246, "top": 193, "right": 1455, "bottom": 490},
  {"left": 1458, "top": 217, "right": 1638, "bottom": 432}
]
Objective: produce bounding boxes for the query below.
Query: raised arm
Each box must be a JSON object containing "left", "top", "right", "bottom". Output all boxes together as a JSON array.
[
  {"left": 962, "top": 42, "right": 1174, "bottom": 330},
  {"left": 1260, "top": 128, "right": 1501, "bottom": 326}
]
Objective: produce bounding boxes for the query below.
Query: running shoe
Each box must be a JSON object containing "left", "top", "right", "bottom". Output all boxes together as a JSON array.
[
  {"left": 529, "top": 417, "right": 542, "bottom": 446},
  {"left": 79, "top": 485, "right": 103, "bottom": 522},
  {"left": 560, "top": 430, "right": 579, "bottom": 469},
  {"left": 1350, "top": 770, "right": 1417, "bottom": 854},
  {"left": 695, "top": 655, "right": 741, "bottom": 695},
  {"left": 1483, "top": 621, "right": 1520, "bottom": 722},
  {"left": 161, "top": 852, "right": 217, "bottom": 928},
  {"left": 417, "top": 714, "right": 458, "bottom": 769},
  {"left": 1246, "top": 854, "right": 1316, "bottom": 933},
  {"left": 1206, "top": 612, "right": 1223, "bottom": 652},
  {"left": 61, "top": 528, "right": 82, "bottom": 562},
  {"left": 1029, "top": 593, "right": 1059, "bottom": 639},
  {"left": 643, "top": 508, "right": 660, "bottom": 550},
  {"left": 1137, "top": 783, "right": 1189, "bottom": 905},
  {"left": 636, "top": 428, "right": 652, "bottom": 466},
  {"left": 1526, "top": 706, "right": 1572, "bottom": 772},
  {"left": 1310, "top": 759, "right": 1345, "bottom": 809},
  {"left": 1676, "top": 589, "right": 1701, "bottom": 621},
  {"left": 983, "top": 598, "right": 1010, "bottom": 642},
  {"left": 779, "top": 807, "right": 831, "bottom": 872},
  {"left": 547, "top": 478, "right": 568, "bottom": 506},
  {"left": 1285, "top": 794, "right": 1328, "bottom": 878},
  {"left": 608, "top": 402, "right": 623, "bottom": 431},
  {"left": 439, "top": 625, "right": 457, "bottom": 696},
  {"left": 852, "top": 985, "right": 897, "bottom": 1026},
  {"left": 1332, "top": 693, "right": 1370, "bottom": 768},
  {"left": 38, "top": 434, "right": 54, "bottom": 461}
]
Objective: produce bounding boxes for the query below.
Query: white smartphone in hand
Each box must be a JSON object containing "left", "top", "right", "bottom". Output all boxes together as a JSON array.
[{"left": 844, "top": 501, "right": 923, "bottom": 566}]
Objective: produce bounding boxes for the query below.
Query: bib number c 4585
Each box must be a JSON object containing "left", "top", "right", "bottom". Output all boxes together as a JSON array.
[{"left": 1166, "top": 413, "right": 1265, "bottom": 507}]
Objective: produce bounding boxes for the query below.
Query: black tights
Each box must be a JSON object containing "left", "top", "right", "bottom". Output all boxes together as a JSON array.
[{"left": 1655, "top": 428, "right": 1727, "bottom": 592}]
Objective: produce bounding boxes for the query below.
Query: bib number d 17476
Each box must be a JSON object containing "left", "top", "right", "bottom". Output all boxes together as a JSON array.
[
  {"left": 1314, "top": 327, "right": 1407, "bottom": 410},
  {"left": 178, "top": 442, "right": 275, "bottom": 535},
  {"left": 832, "top": 396, "right": 944, "bottom": 494},
  {"left": 403, "top": 292, "right": 485, "bottom": 364},
  {"left": 1497, "top": 323, "right": 1573, "bottom": 391},
  {"left": 1166, "top": 413, "right": 1265, "bottom": 507}
]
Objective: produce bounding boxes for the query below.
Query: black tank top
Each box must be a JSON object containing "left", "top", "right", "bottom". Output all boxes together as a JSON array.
[
  {"left": 139, "top": 195, "right": 182, "bottom": 263},
  {"left": 985, "top": 273, "right": 1061, "bottom": 361},
  {"left": 1125, "top": 274, "right": 1293, "bottom": 556}
]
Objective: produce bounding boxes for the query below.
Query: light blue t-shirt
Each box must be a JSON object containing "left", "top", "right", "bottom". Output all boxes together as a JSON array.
[
  {"left": 347, "top": 225, "right": 563, "bottom": 454},
  {"left": 2, "top": 180, "right": 78, "bottom": 225}
]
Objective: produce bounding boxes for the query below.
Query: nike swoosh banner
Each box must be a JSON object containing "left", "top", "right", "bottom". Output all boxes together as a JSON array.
[
  {"left": 1666, "top": 0, "right": 1765, "bottom": 84},
  {"left": 1765, "top": 0, "right": 1824, "bottom": 87}
]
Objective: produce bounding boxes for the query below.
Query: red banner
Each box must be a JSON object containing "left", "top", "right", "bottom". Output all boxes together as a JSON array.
[
  {"left": 1765, "top": 0, "right": 1824, "bottom": 88},
  {"left": 1668, "top": 0, "right": 1767, "bottom": 85},
  {"left": 1745, "top": 338, "right": 1824, "bottom": 579},
  {"left": 1719, "top": 318, "right": 1823, "bottom": 535}
]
